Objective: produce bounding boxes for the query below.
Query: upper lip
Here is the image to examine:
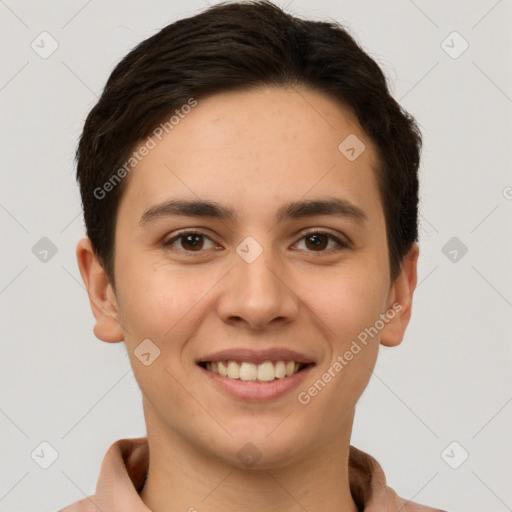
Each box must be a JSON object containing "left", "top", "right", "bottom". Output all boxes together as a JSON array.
[{"left": 196, "top": 348, "right": 315, "bottom": 365}]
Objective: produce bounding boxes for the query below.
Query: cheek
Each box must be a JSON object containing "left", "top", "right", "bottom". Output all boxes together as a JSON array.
[
  {"left": 115, "top": 266, "right": 209, "bottom": 405},
  {"left": 115, "top": 259, "right": 217, "bottom": 349},
  {"left": 308, "top": 264, "right": 389, "bottom": 345},
  {"left": 296, "top": 269, "right": 386, "bottom": 429}
]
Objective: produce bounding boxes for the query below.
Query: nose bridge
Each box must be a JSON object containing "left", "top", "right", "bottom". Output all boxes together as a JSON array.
[
  {"left": 218, "top": 236, "right": 298, "bottom": 328},
  {"left": 239, "top": 245, "right": 280, "bottom": 294}
]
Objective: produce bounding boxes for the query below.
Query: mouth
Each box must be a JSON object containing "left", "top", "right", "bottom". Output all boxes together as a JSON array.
[
  {"left": 198, "top": 360, "right": 313, "bottom": 383},
  {"left": 195, "top": 348, "right": 316, "bottom": 401}
]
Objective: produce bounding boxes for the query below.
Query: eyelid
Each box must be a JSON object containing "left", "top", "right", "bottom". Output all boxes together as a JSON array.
[
  {"left": 163, "top": 228, "right": 218, "bottom": 248},
  {"left": 297, "top": 228, "right": 351, "bottom": 248},
  {"left": 290, "top": 230, "right": 351, "bottom": 256}
]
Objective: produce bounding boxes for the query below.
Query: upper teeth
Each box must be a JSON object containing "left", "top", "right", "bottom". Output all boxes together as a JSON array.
[{"left": 205, "top": 361, "right": 303, "bottom": 382}]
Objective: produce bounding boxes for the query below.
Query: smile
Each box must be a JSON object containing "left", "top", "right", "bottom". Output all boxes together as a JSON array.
[{"left": 199, "top": 360, "right": 309, "bottom": 382}]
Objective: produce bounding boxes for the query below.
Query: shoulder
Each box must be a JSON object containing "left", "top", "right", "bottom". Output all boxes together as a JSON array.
[{"left": 348, "top": 445, "right": 447, "bottom": 512}]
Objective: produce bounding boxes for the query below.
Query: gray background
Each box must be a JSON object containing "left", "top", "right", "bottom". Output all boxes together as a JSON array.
[{"left": 1, "top": 1, "right": 511, "bottom": 511}]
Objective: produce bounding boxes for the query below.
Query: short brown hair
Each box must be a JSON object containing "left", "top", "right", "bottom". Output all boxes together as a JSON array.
[{"left": 76, "top": 0, "right": 422, "bottom": 288}]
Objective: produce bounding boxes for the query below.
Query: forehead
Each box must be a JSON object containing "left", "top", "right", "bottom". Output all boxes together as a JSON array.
[{"left": 117, "top": 85, "right": 383, "bottom": 227}]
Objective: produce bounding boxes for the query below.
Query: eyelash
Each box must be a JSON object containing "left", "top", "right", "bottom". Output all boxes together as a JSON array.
[{"left": 162, "top": 228, "right": 349, "bottom": 255}]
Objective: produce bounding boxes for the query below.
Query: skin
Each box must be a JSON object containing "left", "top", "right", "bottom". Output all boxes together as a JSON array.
[{"left": 77, "top": 85, "right": 419, "bottom": 512}]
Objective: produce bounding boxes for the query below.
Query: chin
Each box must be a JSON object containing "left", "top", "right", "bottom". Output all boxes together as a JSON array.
[{"left": 209, "top": 421, "right": 312, "bottom": 469}]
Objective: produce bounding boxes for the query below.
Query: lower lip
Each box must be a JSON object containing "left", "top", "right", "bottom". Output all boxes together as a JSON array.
[{"left": 198, "top": 364, "right": 315, "bottom": 401}]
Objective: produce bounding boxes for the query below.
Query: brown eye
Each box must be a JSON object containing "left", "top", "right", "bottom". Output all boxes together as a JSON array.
[
  {"left": 295, "top": 230, "right": 347, "bottom": 253},
  {"left": 163, "top": 230, "right": 217, "bottom": 252},
  {"left": 304, "top": 233, "right": 329, "bottom": 251},
  {"left": 179, "top": 233, "right": 205, "bottom": 251}
]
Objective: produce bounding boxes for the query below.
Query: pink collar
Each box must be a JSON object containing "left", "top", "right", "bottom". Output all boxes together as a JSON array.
[{"left": 60, "top": 437, "right": 445, "bottom": 512}]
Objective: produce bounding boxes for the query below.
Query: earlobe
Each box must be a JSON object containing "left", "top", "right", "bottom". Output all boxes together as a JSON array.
[
  {"left": 379, "top": 242, "right": 419, "bottom": 348},
  {"left": 76, "top": 237, "right": 124, "bottom": 343}
]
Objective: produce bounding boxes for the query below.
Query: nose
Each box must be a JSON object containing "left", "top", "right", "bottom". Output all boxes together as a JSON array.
[{"left": 216, "top": 245, "right": 299, "bottom": 330}]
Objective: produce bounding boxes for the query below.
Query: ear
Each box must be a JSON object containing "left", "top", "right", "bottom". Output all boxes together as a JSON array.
[
  {"left": 379, "top": 242, "right": 419, "bottom": 348},
  {"left": 76, "top": 237, "right": 124, "bottom": 343}
]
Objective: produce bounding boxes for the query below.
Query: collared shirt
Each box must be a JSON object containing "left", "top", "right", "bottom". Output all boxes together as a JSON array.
[{"left": 58, "top": 437, "right": 447, "bottom": 511}]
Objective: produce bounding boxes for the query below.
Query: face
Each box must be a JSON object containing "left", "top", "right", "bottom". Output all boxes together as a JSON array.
[{"left": 78, "top": 85, "right": 418, "bottom": 469}]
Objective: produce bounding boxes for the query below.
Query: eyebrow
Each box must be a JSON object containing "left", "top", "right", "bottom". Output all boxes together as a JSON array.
[{"left": 138, "top": 197, "right": 368, "bottom": 227}]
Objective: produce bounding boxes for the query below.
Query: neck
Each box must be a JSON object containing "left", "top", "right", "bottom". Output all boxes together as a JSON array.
[{"left": 139, "top": 404, "right": 359, "bottom": 512}]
